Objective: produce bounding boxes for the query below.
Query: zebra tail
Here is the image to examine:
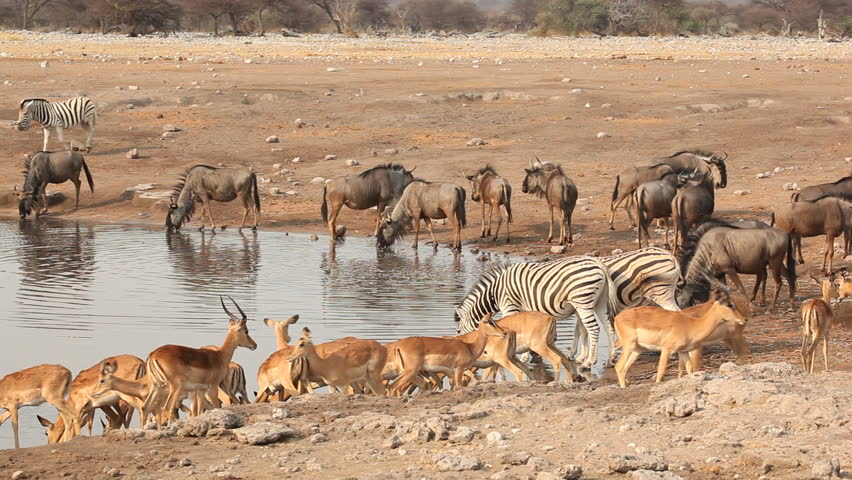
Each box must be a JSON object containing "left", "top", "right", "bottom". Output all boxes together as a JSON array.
[
  {"left": 251, "top": 172, "right": 261, "bottom": 213},
  {"left": 81, "top": 159, "right": 95, "bottom": 193},
  {"left": 503, "top": 183, "right": 513, "bottom": 223},
  {"left": 321, "top": 186, "right": 329, "bottom": 223}
]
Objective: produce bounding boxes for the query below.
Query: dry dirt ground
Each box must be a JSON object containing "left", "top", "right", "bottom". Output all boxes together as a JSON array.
[
  {"left": 0, "top": 33, "right": 850, "bottom": 477},
  {"left": 0, "top": 363, "right": 850, "bottom": 480}
]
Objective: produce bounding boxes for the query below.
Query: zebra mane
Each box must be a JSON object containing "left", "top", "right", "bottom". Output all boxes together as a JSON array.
[{"left": 20, "top": 98, "right": 47, "bottom": 109}]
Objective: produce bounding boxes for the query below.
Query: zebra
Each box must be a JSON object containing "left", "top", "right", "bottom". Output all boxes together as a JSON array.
[
  {"left": 454, "top": 255, "right": 616, "bottom": 371},
  {"left": 13, "top": 97, "right": 97, "bottom": 153},
  {"left": 573, "top": 247, "right": 681, "bottom": 366}
]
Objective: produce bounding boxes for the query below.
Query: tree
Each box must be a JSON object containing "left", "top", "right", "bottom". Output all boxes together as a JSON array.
[
  {"left": 395, "top": 0, "right": 485, "bottom": 33},
  {"left": 12, "top": 0, "right": 54, "bottom": 29},
  {"left": 535, "top": 0, "right": 608, "bottom": 35},
  {"left": 304, "top": 0, "right": 360, "bottom": 33},
  {"left": 185, "top": 0, "right": 252, "bottom": 35},
  {"left": 608, "top": 0, "right": 649, "bottom": 34},
  {"left": 508, "top": 0, "right": 541, "bottom": 30}
]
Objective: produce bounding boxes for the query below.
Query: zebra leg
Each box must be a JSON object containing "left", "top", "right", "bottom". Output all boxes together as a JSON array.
[
  {"left": 575, "top": 310, "right": 600, "bottom": 370},
  {"left": 85, "top": 121, "right": 94, "bottom": 152},
  {"left": 56, "top": 126, "right": 67, "bottom": 150},
  {"left": 42, "top": 128, "right": 51, "bottom": 152}
]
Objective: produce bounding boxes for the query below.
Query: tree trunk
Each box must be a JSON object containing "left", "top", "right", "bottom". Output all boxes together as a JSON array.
[
  {"left": 228, "top": 12, "right": 240, "bottom": 35},
  {"left": 211, "top": 13, "right": 220, "bottom": 36},
  {"left": 257, "top": 7, "right": 265, "bottom": 35}
]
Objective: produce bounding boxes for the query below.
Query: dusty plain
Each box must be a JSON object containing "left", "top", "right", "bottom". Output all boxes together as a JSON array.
[{"left": 0, "top": 32, "right": 850, "bottom": 479}]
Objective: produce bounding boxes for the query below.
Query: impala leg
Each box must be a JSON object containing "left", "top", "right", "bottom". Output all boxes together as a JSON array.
[
  {"left": 800, "top": 334, "right": 809, "bottom": 372},
  {"left": 822, "top": 334, "right": 830, "bottom": 372},
  {"left": 655, "top": 348, "right": 672, "bottom": 383},
  {"left": 615, "top": 347, "right": 641, "bottom": 388},
  {"left": 11, "top": 406, "right": 20, "bottom": 449}
]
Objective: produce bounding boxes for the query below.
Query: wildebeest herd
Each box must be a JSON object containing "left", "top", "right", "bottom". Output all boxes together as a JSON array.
[{"left": 2, "top": 96, "right": 849, "bottom": 449}]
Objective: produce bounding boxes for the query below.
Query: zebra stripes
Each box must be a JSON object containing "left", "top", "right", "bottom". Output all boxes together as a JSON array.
[
  {"left": 573, "top": 247, "right": 681, "bottom": 365},
  {"left": 15, "top": 97, "right": 97, "bottom": 152},
  {"left": 454, "top": 255, "right": 616, "bottom": 369}
]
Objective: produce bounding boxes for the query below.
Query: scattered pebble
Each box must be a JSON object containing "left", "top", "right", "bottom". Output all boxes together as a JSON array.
[
  {"left": 266, "top": 135, "right": 280, "bottom": 143},
  {"left": 126, "top": 148, "right": 139, "bottom": 159}
]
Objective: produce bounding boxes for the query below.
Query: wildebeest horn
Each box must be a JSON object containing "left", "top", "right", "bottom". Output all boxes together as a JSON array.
[
  {"left": 407, "top": 166, "right": 416, "bottom": 174},
  {"left": 13, "top": 184, "right": 18, "bottom": 193},
  {"left": 722, "top": 152, "right": 728, "bottom": 160}
]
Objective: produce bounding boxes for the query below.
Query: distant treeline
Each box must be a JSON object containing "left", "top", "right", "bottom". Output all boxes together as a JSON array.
[{"left": 1, "top": 0, "right": 850, "bottom": 38}]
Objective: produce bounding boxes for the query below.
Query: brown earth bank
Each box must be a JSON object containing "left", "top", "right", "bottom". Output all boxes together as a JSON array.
[
  {"left": 0, "top": 34, "right": 850, "bottom": 476},
  {"left": 0, "top": 363, "right": 850, "bottom": 480}
]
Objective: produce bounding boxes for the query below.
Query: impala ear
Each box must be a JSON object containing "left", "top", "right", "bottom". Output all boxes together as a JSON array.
[
  {"left": 37, "top": 415, "right": 53, "bottom": 428},
  {"left": 286, "top": 315, "right": 299, "bottom": 325},
  {"left": 263, "top": 318, "right": 274, "bottom": 327}
]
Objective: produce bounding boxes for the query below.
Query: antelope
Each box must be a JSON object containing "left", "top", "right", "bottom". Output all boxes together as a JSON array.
[
  {"left": 144, "top": 296, "right": 257, "bottom": 423},
  {"left": 675, "top": 294, "right": 752, "bottom": 377},
  {"left": 0, "top": 364, "right": 77, "bottom": 449},
  {"left": 200, "top": 346, "right": 249, "bottom": 406},
  {"left": 388, "top": 315, "right": 508, "bottom": 395},
  {"left": 800, "top": 298, "right": 833, "bottom": 373},
  {"left": 479, "top": 312, "right": 575, "bottom": 383},
  {"left": 614, "top": 285, "right": 746, "bottom": 388},
  {"left": 465, "top": 165, "right": 513, "bottom": 243},
  {"left": 286, "top": 328, "right": 387, "bottom": 396},
  {"left": 37, "top": 354, "right": 144, "bottom": 444}
]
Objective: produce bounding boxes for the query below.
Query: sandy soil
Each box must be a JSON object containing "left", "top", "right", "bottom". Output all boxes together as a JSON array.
[{"left": 0, "top": 33, "right": 850, "bottom": 476}]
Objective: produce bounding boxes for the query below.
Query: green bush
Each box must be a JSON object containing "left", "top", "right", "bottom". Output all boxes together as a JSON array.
[{"left": 535, "top": 0, "right": 608, "bottom": 35}]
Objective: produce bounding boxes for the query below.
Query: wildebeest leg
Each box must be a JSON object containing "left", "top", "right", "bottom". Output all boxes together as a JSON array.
[
  {"left": 452, "top": 213, "right": 462, "bottom": 251},
  {"left": 493, "top": 205, "right": 504, "bottom": 242},
  {"left": 770, "top": 264, "right": 785, "bottom": 307},
  {"left": 424, "top": 218, "right": 438, "bottom": 250},
  {"left": 725, "top": 270, "right": 751, "bottom": 305},
  {"left": 663, "top": 219, "right": 671, "bottom": 250},
  {"left": 547, "top": 204, "right": 554, "bottom": 243},
  {"left": 625, "top": 196, "right": 637, "bottom": 228},
  {"left": 750, "top": 269, "right": 765, "bottom": 304},
  {"left": 327, "top": 201, "right": 343, "bottom": 241},
  {"left": 823, "top": 234, "right": 836, "bottom": 273},
  {"left": 412, "top": 214, "right": 421, "bottom": 249},
  {"left": 72, "top": 177, "right": 82, "bottom": 209},
  {"left": 375, "top": 201, "right": 387, "bottom": 237},
  {"left": 42, "top": 127, "right": 51, "bottom": 152},
  {"left": 795, "top": 234, "right": 805, "bottom": 264},
  {"left": 564, "top": 207, "right": 573, "bottom": 246},
  {"left": 238, "top": 192, "right": 250, "bottom": 231},
  {"left": 40, "top": 184, "right": 49, "bottom": 215},
  {"left": 201, "top": 199, "right": 217, "bottom": 232},
  {"left": 480, "top": 201, "right": 486, "bottom": 237},
  {"left": 486, "top": 204, "right": 494, "bottom": 237}
]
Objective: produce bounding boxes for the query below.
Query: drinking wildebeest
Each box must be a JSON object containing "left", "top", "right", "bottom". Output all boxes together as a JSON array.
[
  {"left": 321, "top": 163, "right": 415, "bottom": 243},
  {"left": 522, "top": 161, "right": 578, "bottom": 245},
  {"left": 377, "top": 180, "right": 466, "bottom": 251},
  {"left": 791, "top": 176, "right": 852, "bottom": 203},
  {"left": 671, "top": 172, "right": 717, "bottom": 252},
  {"left": 609, "top": 164, "right": 674, "bottom": 230},
  {"left": 770, "top": 197, "right": 852, "bottom": 273},
  {"left": 16, "top": 150, "right": 94, "bottom": 219},
  {"left": 634, "top": 171, "right": 691, "bottom": 248},
  {"left": 677, "top": 219, "right": 796, "bottom": 309},
  {"left": 465, "top": 165, "right": 513, "bottom": 243},
  {"left": 165, "top": 165, "right": 260, "bottom": 232}
]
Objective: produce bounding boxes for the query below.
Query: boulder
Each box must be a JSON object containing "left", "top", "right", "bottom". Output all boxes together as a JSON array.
[{"left": 233, "top": 422, "right": 297, "bottom": 445}]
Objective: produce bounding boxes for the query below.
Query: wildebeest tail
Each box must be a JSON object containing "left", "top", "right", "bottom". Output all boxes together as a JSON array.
[
  {"left": 611, "top": 175, "right": 620, "bottom": 204},
  {"left": 251, "top": 172, "right": 261, "bottom": 213},
  {"left": 502, "top": 183, "right": 513, "bottom": 223},
  {"left": 636, "top": 190, "right": 647, "bottom": 238},
  {"left": 785, "top": 233, "right": 796, "bottom": 295},
  {"left": 81, "top": 159, "right": 95, "bottom": 193},
  {"left": 321, "top": 186, "right": 329, "bottom": 223},
  {"left": 457, "top": 187, "right": 467, "bottom": 228},
  {"left": 769, "top": 211, "right": 776, "bottom": 227}
]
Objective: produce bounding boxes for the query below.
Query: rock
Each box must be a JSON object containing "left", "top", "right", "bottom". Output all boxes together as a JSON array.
[
  {"left": 467, "top": 138, "right": 486, "bottom": 147},
  {"left": 161, "top": 132, "right": 176, "bottom": 140},
  {"left": 345, "top": 159, "right": 360, "bottom": 166},
  {"left": 783, "top": 182, "right": 799, "bottom": 191},
  {"left": 433, "top": 454, "right": 483, "bottom": 472},
  {"left": 550, "top": 246, "right": 567, "bottom": 254},
  {"left": 811, "top": 459, "right": 841, "bottom": 478},
  {"left": 295, "top": 118, "right": 307, "bottom": 128},
  {"left": 384, "top": 148, "right": 399, "bottom": 155},
  {"left": 659, "top": 393, "right": 701, "bottom": 418},
  {"left": 39, "top": 60, "right": 49, "bottom": 68},
  {"left": 596, "top": 132, "right": 610, "bottom": 138},
  {"left": 629, "top": 471, "right": 684, "bottom": 480},
  {"left": 310, "top": 433, "right": 328, "bottom": 443},
  {"left": 733, "top": 190, "right": 751, "bottom": 196},
  {"left": 176, "top": 409, "right": 244, "bottom": 437},
  {"left": 327, "top": 67, "right": 340, "bottom": 72},
  {"left": 756, "top": 172, "right": 771, "bottom": 179},
  {"left": 285, "top": 190, "right": 297, "bottom": 196},
  {"left": 291, "top": 157, "right": 302, "bottom": 163},
  {"left": 309, "top": 234, "right": 319, "bottom": 241},
  {"left": 180, "top": 458, "right": 192, "bottom": 467},
  {"left": 609, "top": 453, "right": 669, "bottom": 473},
  {"left": 311, "top": 177, "right": 326, "bottom": 185},
  {"left": 324, "top": 154, "right": 337, "bottom": 161},
  {"left": 266, "top": 135, "right": 280, "bottom": 143},
  {"left": 128, "top": 85, "right": 139, "bottom": 90},
  {"left": 272, "top": 163, "right": 282, "bottom": 170},
  {"left": 449, "top": 427, "right": 475, "bottom": 443},
  {"left": 106, "top": 468, "right": 120, "bottom": 477},
  {"left": 163, "top": 124, "right": 180, "bottom": 132},
  {"left": 126, "top": 148, "right": 139, "bottom": 159},
  {"left": 611, "top": 248, "right": 624, "bottom": 255},
  {"left": 500, "top": 451, "right": 532, "bottom": 465},
  {"left": 292, "top": 181, "right": 303, "bottom": 186},
  {"left": 321, "top": 411, "right": 345, "bottom": 422},
  {"left": 233, "top": 422, "right": 297, "bottom": 445},
  {"left": 271, "top": 408, "right": 288, "bottom": 420},
  {"left": 570, "top": 88, "right": 586, "bottom": 93},
  {"left": 269, "top": 187, "right": 281, "bottom": 195},
  {"left": 601, "top": 103, "right": 612, "bottom": 108},
  {"left": 335, "top": 225, "right": 347, "bottom": 237},
  {"left": 11, "top": 472, "right": 26, "bottom": 480},
  {"left": 486, "top": 431, "right": 505, "bottom": 444},
  {"left": 384, "top": 435, "right": 402, "bottom": 449}
]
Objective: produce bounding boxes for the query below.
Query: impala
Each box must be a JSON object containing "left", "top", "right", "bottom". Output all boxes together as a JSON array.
[{"left": 0, "top": 364, "right": 77, "bottom": 448}]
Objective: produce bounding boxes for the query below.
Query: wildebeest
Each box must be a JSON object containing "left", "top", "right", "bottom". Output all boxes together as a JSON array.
[
  {"left": 649, "top": 150, "right": 728, "bottom": 188},
  {"left": 377, "top": 180, "right": 467, "bottom": 251},
  {"left": 523, "top": 161, "right": 578, "bottom": 245},
  {"left": 165, "top": 165, "right": 260, "bottom": 232},
  {"left": 16, "top": 150, "right": 94, "bottom": 219},
  {"left": 465, "top": 165, "right": 513, "bottom": 243},
  {"left": 671, "top": 172, "right": 717, "bottom": 252},
  {"left": 634, "top": 171, "right": 689, "bottom": 248},
  {"left": 770, "top": 197, "right": 851, "bottom": 273},
  {"left": 609, "top": 164, "right": 674, "bottom": 230},
  {"left": 792, "top": 176, "right": 852, "bottom": 203},
  {"left": 321, "top": 163, "right": 415, "bottom": 243},
  {"left": 676, "top": 219, "right": 796, "bottom": 309}
]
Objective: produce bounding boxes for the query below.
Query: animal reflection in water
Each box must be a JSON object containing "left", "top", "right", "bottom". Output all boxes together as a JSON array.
[
  {"left": 166, "top": 165, "right": 260, "bottom": 233},
  {"left": 15, "top": 219, "right": 96, "bottom": 289},
  {"left": 165, "top": 229, "right": 260, "bottom": 291}
]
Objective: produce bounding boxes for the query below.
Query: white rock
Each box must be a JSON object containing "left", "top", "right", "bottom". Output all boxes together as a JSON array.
[
  {"left": 733, "top": 189, "right": 751, "bottom": 196},
  {"left": 601, "top": 103, "right": 612, "bottom": 108},
  {"left": 285, "top": 190, "right": 298, "bottom": 195},
  {"left": 311, "top": 177, "right": 326, "bottom": 184},
  {"left": 324, "top": 154, "right": 337, "bottom": 161},
  {"left": 161, "top": 132, "right": 176, "bottom": 139},
  {"left": 611, "top": 248, "right": 624, "bottom": 255},
  {"left": 773, "top": 167, "right": 785, "bottom": 173},
  {"left": 487, "top": 431, "right": 505, "bottom": 444},
  {"left": 783, "top": 182, "right": 799, "bottom": 191},
  {"left": 163, "top": 124, "right": 180, "bottom": 132},
  {"left": 271, "top": 408, "right": 288, "bottom": 419},
  {"left": 327, "top": 67, "right": 340, "bottom": 72},
  {"left": 128, "top": 85, "right": 139, "bottom": 90},
  {"left": 467, "top": 138, "right": 486, "bottom": 147},
  {"left": 291, "top": 157, "right": 302, "bottom": 163},
  {"left": 596, "top": 132, "right": 610, "bottom": 138},
  {"left": 756, "top": 172, "right": 771, "bottom": 179},
  {"left": 126, "top": 148, "right": 139, "bottom": 159},
  {"left": 11, "top": 472, "right": 25, "bottom": 480},
  {"left": 265, "top": 135, "right": 280, "bottom": 143},
  {"left": 345, "top": 159, "right": 360, "bottom": 166},
  {"left": 39, "top": 60, "right": 48, "bottom": 68},
  {"left": 295, "top": 118, "right": 307, "bottom": 128},
  {"left": 272, "top": 163, "right": 282, "bottom": 170},
  {"left": 570, "top": 88, "right": 586, "bottom": 94},
  {"left": 269, "top": 187, "right": 281, "bottom": 195},
  {"left": 584, "top": 103, "right": 591, "bottom": 108},
  {"left": 561, "top": 78, "right": 572, "bottom": 82},
  {"left": 551, "top": 245, "right": 568, "bottom": 254}
]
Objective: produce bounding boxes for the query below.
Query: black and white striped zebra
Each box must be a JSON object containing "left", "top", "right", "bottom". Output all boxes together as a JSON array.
[
  {"left": 14, "top": 97, "right": 97, "bottom": 152},
  {"left": 454, "top": 255, "right": 616, "bottom": 370},
  {"left": 573, "top": 247, "right": 681, "bottom": 366}
]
